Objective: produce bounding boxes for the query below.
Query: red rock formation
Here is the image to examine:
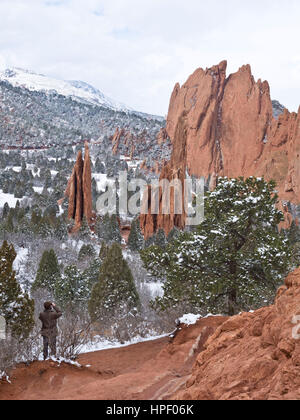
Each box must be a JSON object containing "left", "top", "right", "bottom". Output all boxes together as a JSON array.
[
  {"left": 82, "top": 142, "right": 93, "bottom": 224},
  {"left": 62, "top": 142, "right": 93, "bottom": 231},
  {"left": 141, "top": 61, "right": 300, "bottom": 238},
  {"left": 173, "top": 267, "right": 300, "bottom": 400},
  {"left": 111, "top": 127, "right": 125, "bottom": 155},
  {"left": 156, "top": 127, "right": 168, "bottom": 145}
]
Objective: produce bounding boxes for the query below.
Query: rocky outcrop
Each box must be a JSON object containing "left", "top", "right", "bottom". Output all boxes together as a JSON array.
[
  {"left": 82, "top": 142, "right": 93, "bottom": 224},
  {"left": 141, "top": 61, "right": 300, "bottom": 238},
  {"left": 62, "top": 142, "right": 93, "bottom": 231},
  {"left": 173, "top": 267, "right": 300, "bottom": 400}
]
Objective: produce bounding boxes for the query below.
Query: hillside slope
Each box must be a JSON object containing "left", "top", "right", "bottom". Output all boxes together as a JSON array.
[
  {"left": 0, "top": 68, "right": 169, "bottom": 165},
  {"left": 173, "top": 267, "right": 300, "bottom": 400}
]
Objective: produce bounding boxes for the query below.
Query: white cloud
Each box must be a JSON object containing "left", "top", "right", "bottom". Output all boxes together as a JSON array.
[{"left": 0, "top": 0, "right": 299, "bottom": 114}]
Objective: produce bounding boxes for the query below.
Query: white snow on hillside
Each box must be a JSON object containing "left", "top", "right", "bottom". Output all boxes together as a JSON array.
[
  {"left": 0, "top": 68, "right": 131, "bottom": 112},
  {"left": 13, "top": 247, "right": 29, "bottom": 275},
  {"left": 0, "top": 190, "right": 23, "bottom": 208}
]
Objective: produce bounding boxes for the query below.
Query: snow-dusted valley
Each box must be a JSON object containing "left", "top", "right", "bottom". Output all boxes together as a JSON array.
[{"left": 0, "top": 68, "right": 176, "bottom": 369}]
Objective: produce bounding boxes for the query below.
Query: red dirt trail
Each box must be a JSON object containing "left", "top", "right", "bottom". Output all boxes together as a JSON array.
[{"left": 0, "top": 316, "right": 226, "bottom": 400}]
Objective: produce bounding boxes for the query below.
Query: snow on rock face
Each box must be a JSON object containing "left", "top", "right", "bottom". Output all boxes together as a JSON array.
[{"left": 0, "top": 68, "right": 131, "bottom": 112}]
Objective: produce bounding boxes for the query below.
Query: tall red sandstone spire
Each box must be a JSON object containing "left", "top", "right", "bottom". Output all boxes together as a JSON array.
[
  {"left": 83, "top": 141, "right": 93, "bottom": 224},
  {"left": 62, "top": 142, "right": 93, "bottom": 231}
]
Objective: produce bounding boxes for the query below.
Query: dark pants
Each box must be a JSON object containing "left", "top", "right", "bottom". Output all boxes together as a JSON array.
[{"left": 43, "top": 335, "right": 57, "bottom": 360}]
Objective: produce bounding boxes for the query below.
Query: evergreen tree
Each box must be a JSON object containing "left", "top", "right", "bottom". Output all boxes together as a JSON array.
[
  {"left": 2, "top": 202, "right": 10, "bottom": 219},
  {"left": 0, "top": 241, "right": 34, "bottom": 339},
  {"left": 286, "top": 221, "right": 300, "bottom": 268},
  {"left": 82, "top": 258, "right": 102, "bottom": 296},
  {"left": 78, "top": 244, "right": 96, "bottom": 261},
  {"left": 144, "top": 234, "right": 156, "bottom": 249},
  {"left": 36, "top": 216, "right": 53, "bottom": 238},
  {"left": 99, "top": 242, "right": 109, "bottom": 261},
  {"left": 4, "top": 213, "right": 14, "bottom": 233},
  {"left": 97, "top": 214, "right": 122, "bottom": 243},
  {"left": 88, "top": 243, "right": 139, "bottom": 323},
  {"left": 54, "top": 217, "right": 68, "bottom": 241},
  {"left": 32, "top": 249, "right": 61, "bottom": 294},
  {"left": 167, "top": 227, "right": 180, "bottom": 243},
  {"left": 155, "top": 229, "right": 167, "bottom": 248},
  {"left": 55, "top": 265, "right": 88, "bottom": 310},
  {"left": 128, "top": 217, "right": 144, "bottom": 252},
  {"left": 78, "top": 216, "right": 91, "bottom": 240},
  {"left": 141, "top": 177, "right": 291, "bottom": 315}
]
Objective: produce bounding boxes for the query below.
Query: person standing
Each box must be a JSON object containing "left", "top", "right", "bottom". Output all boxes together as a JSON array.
[{"left": 39, "top": 302, "right": 62, "bottom": 360}]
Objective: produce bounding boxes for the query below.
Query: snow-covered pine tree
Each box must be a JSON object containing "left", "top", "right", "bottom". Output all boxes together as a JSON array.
[
  {"left": 88, "top": 243, "right": 140, "bottom": 323},
  {"left": 0, "top": 241, "right": 34, "bottom": 339},
  {"left": 99, "top": 242, "right": 109, "bottom": 261},
  {"left": 31, "top": 249, "right": 61, "bottom": 295},
  {"left": 96, "top": 214, "right": 121, "bottom": 244},
  {"left": 155, "top": 229, "right": 167, "bottom": 248},
  {"left": 141, "top": 177, "right": 291, "bottom": 315},
  {"left": 167, "top": 227, "right": 180, "bottom": 243},
  {"left": 128, "top": 217, "right": 144, "bottom": 252},
  {"left": 55, "top": 265, "right": 88, "bottom": 311},
  {"left": 2, "top": 202, "right": 10, "bottom": 219}
]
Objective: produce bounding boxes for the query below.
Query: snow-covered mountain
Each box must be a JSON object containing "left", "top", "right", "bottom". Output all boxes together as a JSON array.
[
  {"left": 0, "top": 66, "right": 169, "bottom": 164},
  {"left": 0, "top": 67, "right": 131, "bottom": 112}
]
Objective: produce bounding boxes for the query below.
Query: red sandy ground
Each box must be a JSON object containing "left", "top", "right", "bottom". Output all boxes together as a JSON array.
[{"left": 0, "top": 316, "right": 226, "bottom": 400}]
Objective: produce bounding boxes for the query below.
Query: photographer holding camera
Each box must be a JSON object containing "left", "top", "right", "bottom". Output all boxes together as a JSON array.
[{"left": 39, "top": 302, "right": 62, "bottom": 360}]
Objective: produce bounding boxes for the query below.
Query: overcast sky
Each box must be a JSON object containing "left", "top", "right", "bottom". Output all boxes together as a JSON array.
[{"left": 0, "top": 0, "right": 299, "bottom": 115}]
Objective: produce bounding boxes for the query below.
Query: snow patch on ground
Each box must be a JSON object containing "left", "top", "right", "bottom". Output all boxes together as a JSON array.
[
  {"left": 0, "top": 190, "right": 25, "bottom": 208},
  {"left": 13, "top": 247, "right": 29, "bottom": 271},
  {"left": 78, "top": 333, "right": 170, "bottom": 355},
  {"left": 179, "top": 314, "right": 202, "bottom": 326},
  {"left": 33, "top": 186, "right": 43, "bottom": 194}
]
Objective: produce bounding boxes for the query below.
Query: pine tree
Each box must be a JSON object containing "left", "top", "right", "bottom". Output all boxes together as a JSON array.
[
  {"left": 128, "top": 217, "right": 144, "bottom": 252},
  {"left": 82, "top": 257, "right": 102, "bottom": 296},
  {"left": 97, "top": 214, "right": 122, "bottom": 243},
  {"left": 2, "top": 202, "right": 10, "bottom": 219},
  {"left": 32, "top": 249, "right": 61, "bottom": 294},
  {"left": 78, "top": 216, "right": 91, "bottom": 240},
  {"left": 141, "top": 177, "right": 291, "bottom": 315},
  {"left": 286, "top": 221, "right": 300, "bottom": 268},
  {"left": 167, "top": 227, "right": 180, "bottom": 243},
  {"left": 78, "top": 244, "right": 96, "bottom": 261},
  {"left": 88, "top": 243, "right": 139, "bottom": 323},
  {"left": 155, "top": 229, "right": 167, "bottom": 248},
  {"left": 54, "top": 217, "right": 68, "bottom": 241},
  {"left": 55, "top": 265, "right": 88, "bottom": 310},
  {"left": 144, "top": 234, "right": 156, "bottom": 249},
  {"left": 99, "top": 242, "right": 109, "bottom": 261},
  {"left": 0, "top": 241, "right": 34, "bottom": 339}
]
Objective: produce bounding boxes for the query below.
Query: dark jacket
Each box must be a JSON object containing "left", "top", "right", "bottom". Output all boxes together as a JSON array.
[{"left": 39, "top": 306, "right": 62, "bottom": 338}]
